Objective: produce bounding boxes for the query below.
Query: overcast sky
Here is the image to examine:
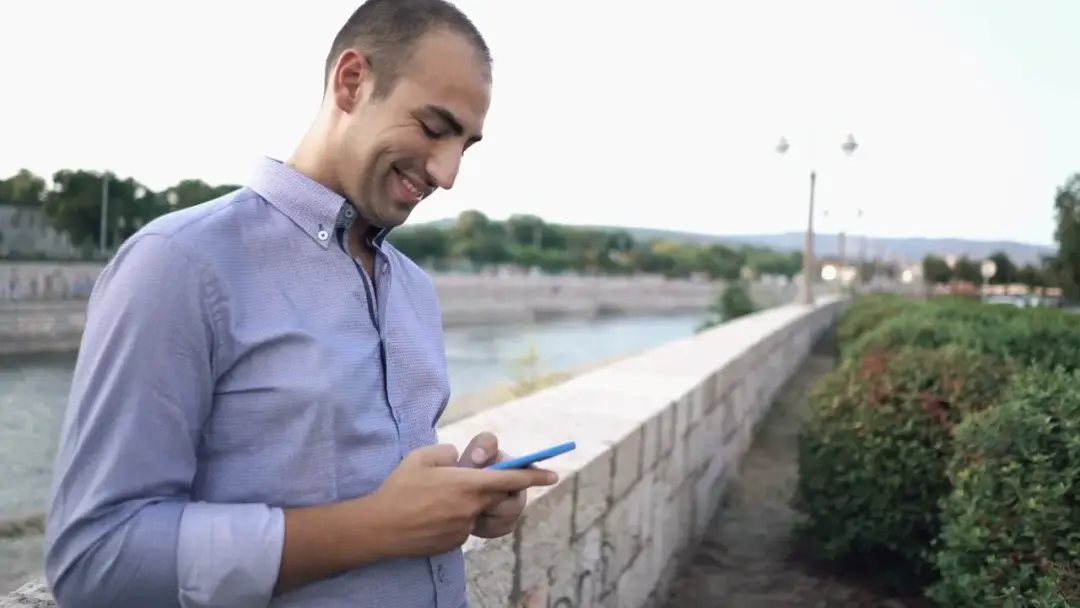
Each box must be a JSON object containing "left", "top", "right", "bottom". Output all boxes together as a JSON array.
[{"left": 2, "top": 0, "right": 1077, "bottom": 245}]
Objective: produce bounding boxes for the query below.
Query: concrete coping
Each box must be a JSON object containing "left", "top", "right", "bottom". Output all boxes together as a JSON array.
[{"left": 2, "top": 296, "right": 842, "bottom": 608}]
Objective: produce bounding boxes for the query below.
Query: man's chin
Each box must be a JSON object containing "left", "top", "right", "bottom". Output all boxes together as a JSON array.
[{"left": 385, "top": 200, "right": 419, "bottom": 226}]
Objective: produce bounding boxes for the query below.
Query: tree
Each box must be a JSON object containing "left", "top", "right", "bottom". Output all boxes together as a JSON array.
[
  {"left": 1053, "top": 172, "right": 1080, "bottom": 300},
  {"left": 952, "top": 256, "right": 983, "bottom": 284},
  {"left": 389, "top": 225, "right": 450, "bottom": 266},
  {"left": 451, "top": 210, "right": 510, "bottom": 266},
  {"left": 1016, "top": 264, "right": 1044, "bottom": 290},
  {"left": 922, "top": 255, "right": 953, "bottom": 285},
  {"left": 858, "top": 261, "right": 878, "bottom": 283},
  {"left": 744, "top": 247, "right": 800, "bottom": 279},
  {"left": 2, "top": 170, "right": 802, "bottom": 274},
  {"left": 986, "top": 251, "right": 1017, "bottom": 285},
  {"left": 0, "top": 169, "right": 46, "bottom": 206},
  {"left": 164, "top": 179, "right": 242, "bottom": 209},
  {"left": 43, "top": 170, "right": 111, "bottom": 248}
]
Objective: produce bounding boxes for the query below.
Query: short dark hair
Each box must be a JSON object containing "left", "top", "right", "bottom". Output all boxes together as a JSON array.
[{"left": 324, "top": 0, "right": 491, "bottom": 97}]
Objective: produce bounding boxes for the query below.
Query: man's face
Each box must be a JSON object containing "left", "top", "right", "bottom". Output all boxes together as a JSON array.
[{"left": 329, "top": 29, "right": 491, "bottom": 229}]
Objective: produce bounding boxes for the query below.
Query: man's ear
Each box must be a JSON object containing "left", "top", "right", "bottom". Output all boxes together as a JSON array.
[{"left": 330, "top": 48, "right": 374, "bottom": 113}]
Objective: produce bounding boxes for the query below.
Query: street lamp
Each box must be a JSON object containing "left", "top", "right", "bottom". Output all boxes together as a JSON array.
[
  {"left": 775, "top": 134, "right": 860, "bottom": 305},
  {"left": 99, "top": 173, "right": 110, "bottom": 255}
]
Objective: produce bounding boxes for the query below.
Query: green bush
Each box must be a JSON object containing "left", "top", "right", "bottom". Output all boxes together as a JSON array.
[
  {"left": 696, "top": 282, "right": 757, "bottom": 332},
  {"left": 794, "top": 346, "right": 1015, "bottom": 592},
  {"left": 848, "top": 299, "right": 1080, "bottom": 372},
  {"left": 835, "top": 294, "right": 922, "bottom": 349},
  {"left": 929, "top": 366, "right": 1080, "bottom": 607}
]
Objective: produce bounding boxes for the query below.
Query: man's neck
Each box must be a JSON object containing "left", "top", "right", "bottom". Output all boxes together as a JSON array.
[{"left": 287, "top": 129, "right": 345, "bottom": 198}]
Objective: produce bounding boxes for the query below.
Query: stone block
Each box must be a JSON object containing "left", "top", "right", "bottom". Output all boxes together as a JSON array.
[
  {"left": 673, "top": 391, "right": 691, "bottom": 439},
  {"left": 465, "top": 533, "right": 517, "bottom": 608},
  {"left": 602, "top": 478, "right": 646, "bottom": 583},
  {"left": 658, "top": 404, "right": 675, "bottom": 459},
  {"left": 573, "top": 450, "right": 614, "bottom": 537},
  {"left": 641, "top": 412, "right": 661, "bottom": 472},
  {"left": 614, "top": 547, "right": 654, "bottom": 608},
  {"left": 611, "top": 428, "right": 643, "bottom": 500},
  {"left": 516, "top": 480, "right": 575, "bottom": 595},
  {"left": 688, "top": 382, "right": 707, "bottom": 427},
  {"left": 546, "top": 523, "right": 611, "bottom": 607}
]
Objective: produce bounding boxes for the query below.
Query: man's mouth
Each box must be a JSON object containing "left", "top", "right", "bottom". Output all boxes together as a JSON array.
[{"left": 392, "top": 166, "right": 431, "bottom": 204}]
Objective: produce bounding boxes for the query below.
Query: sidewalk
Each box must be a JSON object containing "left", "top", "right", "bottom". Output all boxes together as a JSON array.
[{"left": 662, "top": 349, "right": 929, "bottom": 608}]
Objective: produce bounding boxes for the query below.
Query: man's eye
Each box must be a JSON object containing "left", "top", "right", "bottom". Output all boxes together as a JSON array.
[{"left": 420, "top": 123, "right": 444, "bottom": 139}]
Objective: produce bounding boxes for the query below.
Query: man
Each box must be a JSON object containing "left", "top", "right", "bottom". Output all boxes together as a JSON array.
[{"left": 43, "top": 1, "right": 556, "bottom": 606}]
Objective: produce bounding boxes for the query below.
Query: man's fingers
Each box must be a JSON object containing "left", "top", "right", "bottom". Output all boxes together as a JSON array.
[
  {"left": 477, "top": 468, "right": 558, "bottom": 494},
  {"left": 460, "top": 432, "right": 499, "bottom": 468},
  {"left": 413, "top": 443, "right": 460, "bottom": 467},
  {"left": 484, "top": 492, "right": 523, "bottom": 517}
]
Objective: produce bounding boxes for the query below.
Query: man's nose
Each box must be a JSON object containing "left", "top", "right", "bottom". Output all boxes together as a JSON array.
[{"left": 426, "top": 146, "right": 463, "bottom": 191}]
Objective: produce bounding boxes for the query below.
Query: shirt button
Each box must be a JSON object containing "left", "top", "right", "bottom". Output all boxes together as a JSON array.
[
  {"left": 344, "top": 207, "right": 356, "bottom": 219},
  {"left": 436, "top": 563, "right": 446, "bottom": 583},
  {"left": 381, "top": 264, "right": 389, "bottom": 275},
  {"left": 316, "top": 230, "right": 329, "bottom": 241}
]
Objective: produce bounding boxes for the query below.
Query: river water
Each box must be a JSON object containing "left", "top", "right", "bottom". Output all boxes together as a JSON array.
[{"left": 0, "top": 312, "right": 703, "bottom": 592}]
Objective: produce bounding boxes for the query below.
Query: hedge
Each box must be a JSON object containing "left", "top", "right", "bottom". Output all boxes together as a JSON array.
[
  {"left": 799, "top": 295, "right": 1080, "bottom": 603},
  {"left": 794, "top": 345, "right": 1015, "bottom": 592},
  {"left": 929, "top": 365, "right": 1080, "bottom": 607},
  {"left": 847, "top": 298, "right": 1080, "bottom": 373}
]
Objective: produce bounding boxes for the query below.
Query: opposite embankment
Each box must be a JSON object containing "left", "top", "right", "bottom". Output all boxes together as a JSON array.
[
  {"left": 2, "top": 297, "right": 842, "bottom": 607},
  {"left": 0, "top": 261, "right": 803, "bottom": 356}
]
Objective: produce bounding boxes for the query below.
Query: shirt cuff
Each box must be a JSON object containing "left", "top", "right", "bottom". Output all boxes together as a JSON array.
[{"left": 176, "top": 502, "right": 285, "bottom": 608}]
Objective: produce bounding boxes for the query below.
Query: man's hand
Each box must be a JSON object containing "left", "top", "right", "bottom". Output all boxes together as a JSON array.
[
  {"left": 458, "top": 432, "right": 530, "bottom": 539},
  {"left": 367, "top": 442, "right": 556, "bottom": 560}
]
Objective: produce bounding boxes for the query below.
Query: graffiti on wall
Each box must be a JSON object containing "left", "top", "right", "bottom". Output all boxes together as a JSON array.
[
  {"left": 0, "top": 264, "right": 101, "bottom": 300},
  {"left": 550, "top": 539, "right": 616, "bottom": 607}
]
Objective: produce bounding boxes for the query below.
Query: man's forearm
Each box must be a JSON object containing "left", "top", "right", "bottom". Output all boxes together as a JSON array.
[
  {"left": 275, "top": 495, "right": 394, "bottom": 595},
  {"left": 46, "top": 500, "right": 188, "bottom": 607}
]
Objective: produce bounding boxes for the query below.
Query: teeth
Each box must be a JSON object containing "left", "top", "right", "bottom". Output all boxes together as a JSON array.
[{"left": 398, "top": 171, "right": 424, "bottom": 200}]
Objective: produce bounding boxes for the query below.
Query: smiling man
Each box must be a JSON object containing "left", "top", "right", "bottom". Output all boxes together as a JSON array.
[{"left": 43, "top": 1, "right": 557, "bottom": 607}]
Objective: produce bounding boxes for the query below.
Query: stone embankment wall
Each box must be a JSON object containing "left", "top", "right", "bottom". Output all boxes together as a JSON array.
[{"left": 2, "top": 297, "right": 842, "bottom": 607}]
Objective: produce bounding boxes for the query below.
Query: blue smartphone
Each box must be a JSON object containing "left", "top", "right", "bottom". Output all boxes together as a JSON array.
[{"left": 486, "top": 441, "right": 577, "bottom": 470}]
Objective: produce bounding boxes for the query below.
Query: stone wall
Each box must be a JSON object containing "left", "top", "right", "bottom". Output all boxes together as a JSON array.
[{"left": 1, "top": 297, "right": 841, "bottom": 607}]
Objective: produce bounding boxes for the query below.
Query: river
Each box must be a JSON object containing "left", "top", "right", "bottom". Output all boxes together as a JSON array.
[{"left": 0, "top": 311, "right": 703, "bottom": 592}]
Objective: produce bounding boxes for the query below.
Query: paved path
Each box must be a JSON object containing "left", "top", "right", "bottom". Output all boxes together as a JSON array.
[{"left": 662, "top": 347, "right": 929, "bottom": 608}]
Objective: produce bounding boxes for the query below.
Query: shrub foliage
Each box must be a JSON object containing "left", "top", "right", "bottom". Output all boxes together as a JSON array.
[
  {"left": 797, "top": 295, "right": 1080, "bottom": 604},
  {"left": 794, "top": 346, "right": 1014, "bottom": 591},
  {"left": 929, "top": 366, "right": 1080, "bottom": 607}
]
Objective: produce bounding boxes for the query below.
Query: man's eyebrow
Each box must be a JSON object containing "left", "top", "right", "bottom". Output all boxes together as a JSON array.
[{"left": 424, "top": 104, "right": 482, "bottom": 143}]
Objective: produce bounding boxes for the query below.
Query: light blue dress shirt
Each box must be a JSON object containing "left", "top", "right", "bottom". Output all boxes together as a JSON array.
[{"left": 43, "top": 157, "right": 466, "bottom": 607}]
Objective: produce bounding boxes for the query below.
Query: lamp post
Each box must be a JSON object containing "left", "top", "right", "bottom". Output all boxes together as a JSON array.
[
  {"left": 775, "top": 134, "right": 859, "bottom": 305},
  {"left": 99, "top": 173, "right": 110, "bottom": 256}
]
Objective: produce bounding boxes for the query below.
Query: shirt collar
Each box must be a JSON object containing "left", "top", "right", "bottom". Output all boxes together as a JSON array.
[{"left": 247, "top": 156, "right": 391, "bottom": 249}]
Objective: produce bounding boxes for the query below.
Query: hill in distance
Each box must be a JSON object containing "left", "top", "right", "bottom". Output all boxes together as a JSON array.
[{"left": 409, "top": 218, "right": 1054, "bottom": 266}]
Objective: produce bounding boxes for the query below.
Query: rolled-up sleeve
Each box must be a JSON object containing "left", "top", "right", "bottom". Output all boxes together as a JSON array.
[{"left": 44, "top": 234, "right": 284, "bottom": 608}]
